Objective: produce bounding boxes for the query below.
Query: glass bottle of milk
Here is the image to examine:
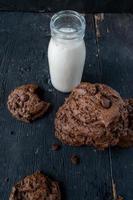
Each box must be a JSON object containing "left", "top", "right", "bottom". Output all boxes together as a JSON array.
[{"left": 48, "top": 10, "right": 86, "bottom": 92}]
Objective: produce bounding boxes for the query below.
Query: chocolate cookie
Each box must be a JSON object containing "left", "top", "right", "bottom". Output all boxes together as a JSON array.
[
  {"left": 7, "top": 84, "right": 50, "bottom": 122},
  {"left": 9, "top": 171, "right": 61, "bottom": 200},
  {"left": 55, "top": 82, "right": 128, "bottom": 149},
  {"left": 118, "top": 98, "right": 133, "bottom": 148}
]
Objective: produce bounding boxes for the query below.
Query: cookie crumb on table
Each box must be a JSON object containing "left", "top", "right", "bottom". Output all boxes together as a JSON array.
[
  {"left": 71, "top": 155, "right": 80, "bottom": 165},
  {"left": 4, "top": 177, "right": 9, "bottom": 182},
  {"left": 52, "top": 144, "right": 61, "bottom": 151},
  {"left": 117, "top": 196, "right": 124, "bottom": 200}
]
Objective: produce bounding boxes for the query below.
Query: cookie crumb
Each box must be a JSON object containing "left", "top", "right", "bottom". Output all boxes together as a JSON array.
[
  {"left": 117, "top": 196, "right": 124, "bottom": 200},
  {"left": 10, "top": 131, "right": 14, "bottom": 135},
  {"left": 52, "top": 144, "right": 61, "bottom": 151},
  {"left": 4, "top": 177, "right": 9, "bottom": 182},
  {"left": 71, "top": 155, "right": 80, "bottom": 165}
]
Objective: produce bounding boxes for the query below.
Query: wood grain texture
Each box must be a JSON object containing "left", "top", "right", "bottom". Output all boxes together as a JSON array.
[
  {"left": 0, "top": 0, "right": 133, "bottom": 12},
  {"left": 0, "top": 12, "right": 114, "bottom": 200},
  {"left": 94, "top": 13, "right": 133, "bottom": 199}
]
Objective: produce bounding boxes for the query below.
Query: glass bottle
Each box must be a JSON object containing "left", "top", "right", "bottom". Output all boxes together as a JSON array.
[{"left": 48, "top": 10, "right": 86, "bottom": 92}]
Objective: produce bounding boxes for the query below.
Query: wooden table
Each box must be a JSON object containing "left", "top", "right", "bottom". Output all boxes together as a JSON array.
[{"left": 0, "top": 12, "right": 132, "bottom": 200}]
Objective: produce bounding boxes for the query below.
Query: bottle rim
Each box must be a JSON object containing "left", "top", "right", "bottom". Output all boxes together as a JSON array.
[{"left": 50, "top": 10, "right": 86, "bottom": 40}]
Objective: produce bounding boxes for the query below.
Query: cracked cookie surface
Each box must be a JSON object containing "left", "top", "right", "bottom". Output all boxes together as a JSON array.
[
  {"left": 55, "top": 82, "right": 128, "bottom": 149},
  {"left": 7, "top": 84, "right": 50, "bottom": 122},
  {"left": 9, "top": 171, "right": 61, "bottom": 200}
]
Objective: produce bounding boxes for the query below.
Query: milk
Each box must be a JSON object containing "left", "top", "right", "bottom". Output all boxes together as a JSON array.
[
  {"left": 48, "top": 10, "right": 86, "bottom": 92},
  {"left": 48, "top": 33, "right": 86, "bottom": 92}
]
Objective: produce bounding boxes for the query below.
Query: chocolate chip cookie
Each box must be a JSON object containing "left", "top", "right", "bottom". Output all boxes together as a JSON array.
[
  {"left": 7, "top": 84, "right": 50, "bottom": 122},
  {"left": 55, "top": 82, "right": 128, "bottom": 149},
  {"left": 9, "top": 171, "right": 61, "bottom": 200}
]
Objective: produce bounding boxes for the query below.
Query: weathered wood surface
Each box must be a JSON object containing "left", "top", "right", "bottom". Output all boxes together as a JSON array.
[
  {"left": 0, "top": 0, "right": 133, "bottom": 12},
  {"left": 94, "top": 13, "right": 133, "bottom": 199},
  {"left": 0, "top": 12, "right": 132, "bottom": 200}
]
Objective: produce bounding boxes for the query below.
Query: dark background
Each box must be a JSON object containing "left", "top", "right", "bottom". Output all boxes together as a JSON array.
[{"left": 0, "top": 0, "right": 133, "bottom": 12}]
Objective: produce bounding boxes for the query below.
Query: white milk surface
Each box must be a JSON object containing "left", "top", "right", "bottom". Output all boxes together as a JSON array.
[{"left": 48, "top": 30, "right": 86, "bottom": 92}]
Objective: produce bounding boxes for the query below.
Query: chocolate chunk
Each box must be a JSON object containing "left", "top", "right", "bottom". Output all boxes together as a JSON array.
[
  {"left": 101, "top": 96, "right": 112, "bottom": 109},
  {"left": 71, "top": 155, "right": 80, "bottom": 165},
  {"left": 20, "top": 94, "right": 29, "bottom": 102},
  {"left": 94, "top": 84, "right": 99, "bottom": 94},
  {"left": 89, "top": 84, "right": 99, "bottom": 95},
  {"left": 52, "top": 144, "right": 61, "bottom": 151}
]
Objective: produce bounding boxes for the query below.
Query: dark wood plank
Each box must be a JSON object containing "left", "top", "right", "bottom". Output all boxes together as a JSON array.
[
  {"left": 0, "top": 12, "right": 112, "bottom": 200},
  {"left": 0, "top": 0, "right": 133, "bottom": 12},
  {"left": 94, "top": 13, "right": 133, "bottom": 199}
]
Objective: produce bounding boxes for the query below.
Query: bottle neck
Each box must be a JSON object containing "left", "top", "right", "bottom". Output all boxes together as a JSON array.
[{"left": 50, "top": 10, "right": 86, "bottom": 41}]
